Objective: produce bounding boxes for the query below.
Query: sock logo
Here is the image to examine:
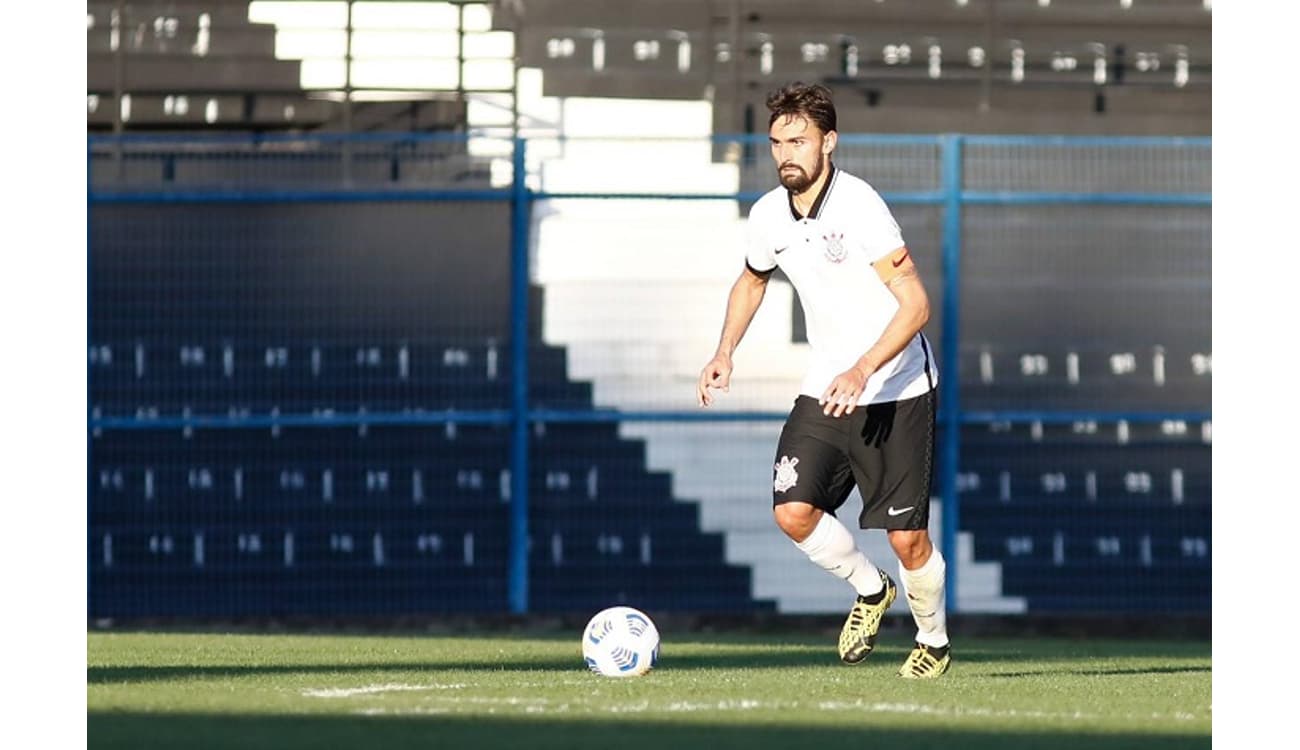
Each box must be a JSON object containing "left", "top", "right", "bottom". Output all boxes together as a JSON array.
[{"left": 773, "top": 456, "right": 800, "bottom": 493}]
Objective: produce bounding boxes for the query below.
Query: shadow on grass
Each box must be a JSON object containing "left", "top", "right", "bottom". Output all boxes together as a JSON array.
[{"left": 87, "top": 712, "right": 1210, "bottom": 750}]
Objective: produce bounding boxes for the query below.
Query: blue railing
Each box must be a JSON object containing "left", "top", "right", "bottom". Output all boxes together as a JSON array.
[{"left": 88, "top": 133, "right": 1211, "bottom": 615}]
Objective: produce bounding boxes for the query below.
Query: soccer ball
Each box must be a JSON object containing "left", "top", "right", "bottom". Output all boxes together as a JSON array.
[{"left": 581, "top": 606, "right": 660, "bottom": 677}]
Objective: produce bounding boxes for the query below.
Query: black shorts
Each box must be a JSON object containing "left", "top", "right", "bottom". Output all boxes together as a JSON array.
[{"left": 770, "top": 389, "right": 936, "bottom": 530}]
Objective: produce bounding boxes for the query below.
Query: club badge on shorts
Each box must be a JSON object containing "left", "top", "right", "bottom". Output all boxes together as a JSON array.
[
  {"left": 823, "top": 232, "right": 847, "bottom": 263},
  {"left": 773, "top": 456, "right": 800, "bottom": 493}
]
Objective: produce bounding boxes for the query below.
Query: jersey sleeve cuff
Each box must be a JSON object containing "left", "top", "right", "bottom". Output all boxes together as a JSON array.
[{"left": 746, "top": 260, "right": 776, "bottom": 277}]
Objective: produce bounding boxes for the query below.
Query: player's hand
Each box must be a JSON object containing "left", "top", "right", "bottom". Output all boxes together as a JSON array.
[
  {"left": 820, "top": 363, "right": 874, "bottom": 417},
  {"left": 697, "top": 354, "right": 733, "bottom": 407}
]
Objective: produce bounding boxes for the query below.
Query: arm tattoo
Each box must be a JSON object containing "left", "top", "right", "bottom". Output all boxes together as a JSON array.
[{"left": 887, "top": 267, "right": 917, "bottom": 287}]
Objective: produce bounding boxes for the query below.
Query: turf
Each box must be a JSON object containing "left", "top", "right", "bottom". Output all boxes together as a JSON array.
[{"left": 87, "top": 630, "right": 1210, "bottom": 749}]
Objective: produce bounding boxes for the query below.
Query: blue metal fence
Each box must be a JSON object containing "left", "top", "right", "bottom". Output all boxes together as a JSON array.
[{"left": 87, "top": 132, "right": 1211, "bottom": 616}]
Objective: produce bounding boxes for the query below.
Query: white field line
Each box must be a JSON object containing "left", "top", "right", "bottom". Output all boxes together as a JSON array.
[
  {"left": 316, "top": 692, "right": 1207, "bottom": 723},
  {"left": 300, "top": 683, "right": 467, "bottom": 698}
]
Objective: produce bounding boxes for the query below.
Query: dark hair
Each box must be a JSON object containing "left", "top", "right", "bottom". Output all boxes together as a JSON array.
[{"left": 766, "top": 82, "right": 837, "bottom": 134}]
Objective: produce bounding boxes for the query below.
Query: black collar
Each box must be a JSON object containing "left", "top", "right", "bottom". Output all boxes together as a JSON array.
[{"left": 787, "top": 162, "right": 836, "bottom": 221}]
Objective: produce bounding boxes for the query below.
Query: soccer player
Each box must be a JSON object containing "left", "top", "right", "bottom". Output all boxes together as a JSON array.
[{"left": 696, "top": 82, "right": 950, "bottom": 678}]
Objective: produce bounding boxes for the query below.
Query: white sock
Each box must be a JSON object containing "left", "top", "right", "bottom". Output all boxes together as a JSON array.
[
  {"left": 793, "top": 513, "right": 884, "bottom": 598},
  {"left": 899, "top": 547, "right": 949, "bottom": 648}
]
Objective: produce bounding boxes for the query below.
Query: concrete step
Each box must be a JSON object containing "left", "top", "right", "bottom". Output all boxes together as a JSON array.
[
  {"left": 589, "top": 378, "right": 802, "bottom": 413},
  {"left": 540, "top": 280, "right": 799, "bottom": 345},
  {"left": 540, "top": 155, "right": 740, "bottom": 195},
  {"left": 562, "top": 337, "right": 811, "bottom": 380},
  {"left": 535, "top": 216, "right": 746, "bottom": 281}
]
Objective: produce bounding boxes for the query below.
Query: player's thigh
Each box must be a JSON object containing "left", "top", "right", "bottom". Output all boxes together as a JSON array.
[
  {"left": 849, "top": 390, "right": 936, "bottom": 530},
  {"left": 771, "top": 397, "right": 856, "bottom": 513}
]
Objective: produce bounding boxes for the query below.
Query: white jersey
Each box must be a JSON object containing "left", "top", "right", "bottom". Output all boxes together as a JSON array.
[{"left": 745, "top": 164, "right": 937, "bottom": 405}]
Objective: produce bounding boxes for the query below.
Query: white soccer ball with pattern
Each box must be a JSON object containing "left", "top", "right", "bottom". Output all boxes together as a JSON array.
[{"left": 581, "top": 606, "right": 660, "bottom": 677}]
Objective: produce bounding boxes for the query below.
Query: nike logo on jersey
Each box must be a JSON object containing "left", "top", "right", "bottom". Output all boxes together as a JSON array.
[
  {"left": 887, "top": 505, "right": 914, "bottom": 517},
  {"left": 774, "top": 246, "right": 788, "bottom": 254},
  {"left": 891, "top": 250, "right": 910, "bottom": 268}
]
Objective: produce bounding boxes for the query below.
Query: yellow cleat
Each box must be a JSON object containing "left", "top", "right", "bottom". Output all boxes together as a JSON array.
[
  {"left": 898, "top": 642, "right": 951, "bottom": 679},
  {"left": 838, "top": 570, "right": 896, "bottom": 664}
]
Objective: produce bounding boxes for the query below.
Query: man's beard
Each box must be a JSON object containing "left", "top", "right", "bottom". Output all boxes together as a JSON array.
[{"left": 778, "top": 153, "right": 824, "bottom": 193}]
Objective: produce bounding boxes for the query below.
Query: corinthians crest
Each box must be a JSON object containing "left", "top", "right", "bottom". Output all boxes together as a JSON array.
[
  {"left": 822, "top": 232, "right": 847, "bottom": 263},
  {"left": 773, "top": 456, "right": 800, "bottom": 493}
]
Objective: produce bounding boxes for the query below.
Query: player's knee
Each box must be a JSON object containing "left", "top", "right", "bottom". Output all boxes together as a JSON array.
[
  {"left": 889, "top": 529, "right": 933, "bottom": 569},
  {"left": 773, "top": 502, "right": 820, "bottom": 542}
]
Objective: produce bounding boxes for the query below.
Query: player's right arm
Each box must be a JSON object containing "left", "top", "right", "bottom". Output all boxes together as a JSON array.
[{"left": 698, "top": 264, "right": 771, "bottom": 406}]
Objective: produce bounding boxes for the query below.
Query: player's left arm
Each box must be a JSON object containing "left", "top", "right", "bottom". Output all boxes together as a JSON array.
[{"left": 820, "top": 246, "right": 931, "bottom": 416}]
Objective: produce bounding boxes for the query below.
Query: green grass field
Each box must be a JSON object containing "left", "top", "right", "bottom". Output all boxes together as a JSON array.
[{"left": 87, "top": 629, "right": 1210, "bottom": 749}]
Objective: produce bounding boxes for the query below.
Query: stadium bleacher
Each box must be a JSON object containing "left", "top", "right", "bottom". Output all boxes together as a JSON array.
[
  {"left": 87, "top": 0, "right": 469, "bottom": 132},
  {"left": 494, "top": 0, "right": 1210, "bottom": 136},
  {"left": 88, "top": 0, "right": 1210, "bottom": 619},
  {"left": 88, "top": 182, "right": 769, "bottom": 616}
]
